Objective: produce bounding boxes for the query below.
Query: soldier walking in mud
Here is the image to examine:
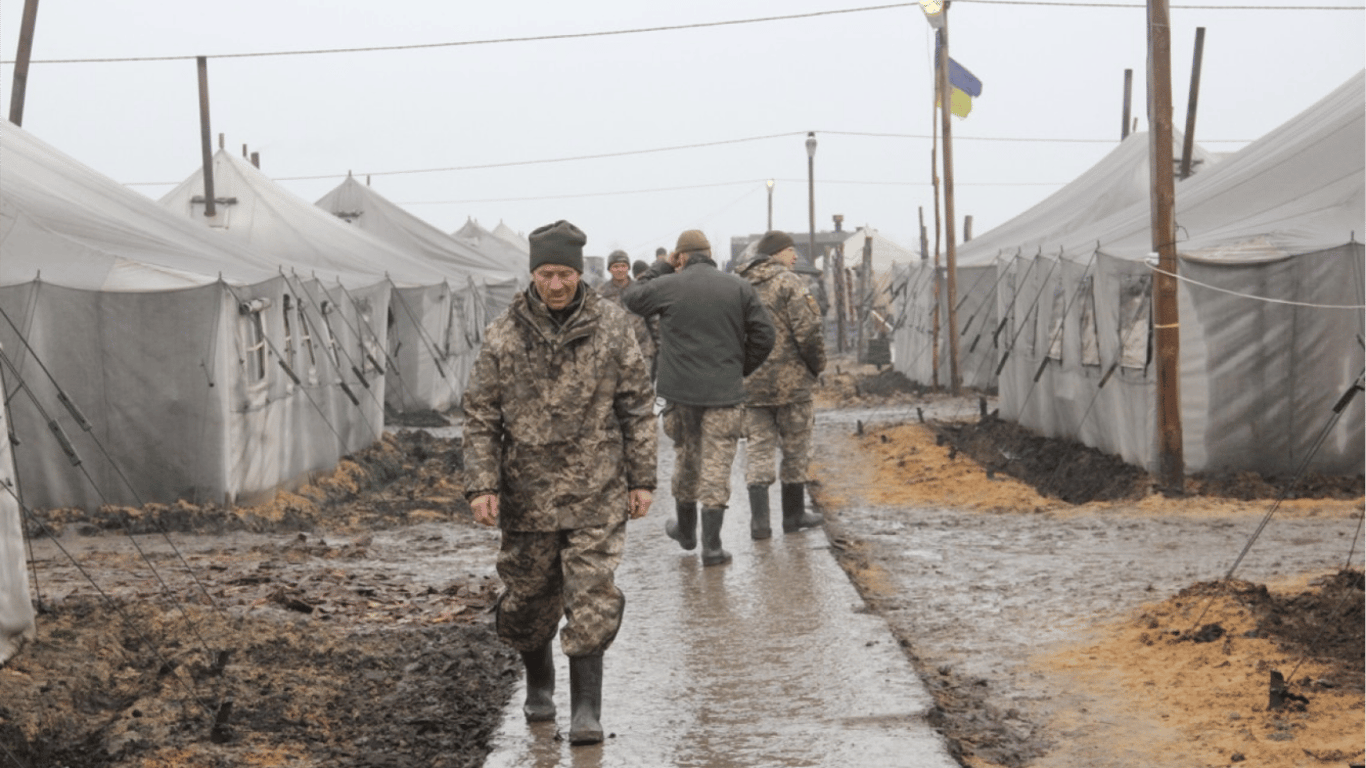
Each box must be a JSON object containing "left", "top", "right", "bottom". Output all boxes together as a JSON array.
[
  {"left": 462, "top": 220, "right": 656, "bottom": 746},
  {"left": 736, "top": 231, "right": 826, "bottom": 538},
  {"left": 597, "top": 249, "right": 656, "bottom": 375},
  {"left": 624, "top": 230, "right": 774, "bottom": 566}
]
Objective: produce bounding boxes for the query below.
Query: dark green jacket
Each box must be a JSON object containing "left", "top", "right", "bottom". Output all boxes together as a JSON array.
[{"left": 623, "top": 256, "right": 774, "bottom": 407}]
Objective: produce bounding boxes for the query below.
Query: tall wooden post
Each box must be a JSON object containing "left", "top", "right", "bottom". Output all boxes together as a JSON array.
[
  {"left": 9, "top": 0, "right": 41, "bottom": 126},
  {"left": 931, "top": 109, "right": 942, "bottom": 388},
  {"left": 196, "top": 56, "right": 217, "bottom": 218},
  {"left": 1179, "top": 27, "right": 1206, "bottom": 180},
  {"left": 936, "top": 24, "right": 962, "bottom": 394},
  {"left": 1121, "top": 68, "right": 1134, "bottom": 140},
  {"left": 918, "top": 207, "right": 929, "bottom": 261},
  {"left": 859, "top": 230, "right": 873, "bottom": 362},
  {"left": 1147, "top": 0, "right": 1184, "bottom": 489}
]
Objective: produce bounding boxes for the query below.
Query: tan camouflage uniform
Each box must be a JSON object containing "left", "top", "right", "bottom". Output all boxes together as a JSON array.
[
  {"left": 738, "top": 258, "right": 827, "bottom": 487},
  {"left": 597, "top": 279, "right": 656, "bottom": 365},
  {"left": 662, "top": 403, "right": 745, "bottom": 508},
  {"left": 463, "top": 287, "right": 656, "bottom": 656}
]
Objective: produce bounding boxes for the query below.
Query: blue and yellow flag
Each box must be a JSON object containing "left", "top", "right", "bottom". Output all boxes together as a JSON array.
[{"left": 934, "top": 45, "right": 983, "bottom": 118}]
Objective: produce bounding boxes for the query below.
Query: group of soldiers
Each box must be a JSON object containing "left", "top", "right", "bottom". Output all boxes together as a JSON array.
[{"left": 461, "top": 220, "right": 826, "bottom": 746}]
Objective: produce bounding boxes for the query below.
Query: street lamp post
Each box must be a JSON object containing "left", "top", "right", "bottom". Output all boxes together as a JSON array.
[
  {"left": 766, "top": 179, "right": 774, "bottom": 231},
  {"left": 805, "top": 132, "right": 817, "bottom": 275}
]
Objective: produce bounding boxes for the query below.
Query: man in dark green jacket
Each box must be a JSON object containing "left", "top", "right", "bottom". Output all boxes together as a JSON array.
[{"left": 624, "top": 230, "right": 774, "bottom": 566}]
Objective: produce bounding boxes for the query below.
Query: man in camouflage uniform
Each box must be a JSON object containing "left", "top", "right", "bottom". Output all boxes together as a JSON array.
[
  {"left": 463, "top": 220, "right": 656, "bottom": 746},
  {"left": 737, "top": 231, "right": 826, "bottom": 538},
  {"left": 624, "top": 230, "right": 774, "bottom": 566},
  {"left": 597, "top": 249, "right": 656, "bottom": 372}
]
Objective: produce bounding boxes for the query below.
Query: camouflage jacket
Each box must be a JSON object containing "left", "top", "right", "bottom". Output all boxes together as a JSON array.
[
  {"left": 736, "top": 257, "right": 826, "bottom": 406},
  {"left": 462, "top": 287, "right": 657, "bottom": 532},
  {"left": 597, "top": 279, "right": 656, "bottom": 362}
]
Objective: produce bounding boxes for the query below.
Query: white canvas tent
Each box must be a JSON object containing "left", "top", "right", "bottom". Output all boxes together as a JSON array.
[
  {"left": 454, "top": 217, "right": 531, "bottom": 278},
  {"left": 894, "top": 71, "right": 1365, "bottom": 475},
  {"left": 491, "top": 220, "right": 531, "bottom": 256},
  {"left": 160, "top": 151, "right": 482, "bottom": 415},
  {"left": 314, "top": 175, "right": 521, "bottom": 413},
  {"left": 0, "top": 121, "right": 379, "bottom": 516},
  {"left": 892, "top": 130, "right": 1218, "bottom": 391},
  {"left": 0, "top": 376, "right": 34, "bottom": 664}
]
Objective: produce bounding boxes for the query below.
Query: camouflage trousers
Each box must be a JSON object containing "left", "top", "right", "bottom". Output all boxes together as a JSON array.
[
  {"left": 663, "top": 403, "right": 744, "bottom": 508},
  {"left": 744, "top": 399, "right": 815, "bottom": 486},
  {"left": 495, "top": 521, "right": 626, "bottom": 657}
]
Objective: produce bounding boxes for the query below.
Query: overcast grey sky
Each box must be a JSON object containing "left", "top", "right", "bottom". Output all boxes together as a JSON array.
[{"left": 3, "top": 1, "right": 1362, "bottom": 263}]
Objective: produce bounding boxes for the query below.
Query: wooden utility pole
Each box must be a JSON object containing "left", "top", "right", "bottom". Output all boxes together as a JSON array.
[
  {"left": 936, "top": 23, "right": 962, "bottom": 394},
  {"left": 1179, "top": 27, "right": 1206, "bottom": 179},
  {"left": 1121, "top": 68, "right": 1134, "bottom": 140},
  {"left": 9, "top": 0, "right": 41, "bottom": 126},
  {"left": 858, "top": 230, "right": 873, "bottom": 361},
  {"left": 931, "top": 110, "right": 942, "bottom": 388},
  {"left": 833, "top": 215, "right": 847, "bottom": 353},
  {"left": 918, "top": 207, "right": 929, "bottom": 261},
  {"left": 196, "top": 56, "right": 217, "bottom": 218},
  {"left": 1147, "top": 0, "right": 1184, "bottom": 489}
]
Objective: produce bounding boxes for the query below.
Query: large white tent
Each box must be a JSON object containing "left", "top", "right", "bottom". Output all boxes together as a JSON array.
[
  {"left": 454, "top": 217, "right": 531, "bottom": 278},
  {"left": 0, "top": 377, "right": 34, "bottom": 664},
  {"left": 0, "top": 122, "right": 378, "bottom": 515},
  {"left": 314, "top": 175, "right": 521, "bottom": 412},
  {"left": 491, "top": 220, "right": 531, "bottom": 256},
  {"left": 160, "top": 151, "right": 484, "bottom": 416},
  {"left": 892, "top": 130, "right": 1219, "bottom": 390},
  {"left": 893, "top": 71, "right": 1365, "bottom": 475}
]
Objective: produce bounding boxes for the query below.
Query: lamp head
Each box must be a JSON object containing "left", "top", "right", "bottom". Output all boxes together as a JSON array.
[{"left": 805, "top": 132, "right": 817, "bottom": 158}]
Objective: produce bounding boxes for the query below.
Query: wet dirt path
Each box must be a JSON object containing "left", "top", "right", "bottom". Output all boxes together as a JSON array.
[
  {"left": 808, "top": 407, "right": 1365, "bottom": 768},
  {"left": 481, "top": 420, "right": 957, "bottom": 768}
]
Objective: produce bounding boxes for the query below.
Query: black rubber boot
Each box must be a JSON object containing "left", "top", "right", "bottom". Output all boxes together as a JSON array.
[
  {"left": 748, "top": 484, "right": 772, "bottom": 540},
  {"left": 568, "top": 653, "right": 604, "bottom": 746},
  {"left": 665, "top": 500, "right": 697, "bottom": 551},
  {"left": 781, "top": 483, "right": 824, "bottom": 533},
  {"left": 700, "top": 506, "right": 732, "bottom": 566},
  {"left": 520, "top": 642, "right": 556, "bottom": 722}
]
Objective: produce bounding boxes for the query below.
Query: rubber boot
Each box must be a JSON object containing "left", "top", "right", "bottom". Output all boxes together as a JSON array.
[
  {"left": 520, "top": 642, "right": 556, "bottom": 722},
  {"left": 665, "top": 500, "right": 697, "bottom": 551},
  {"left": 748, "top": 484, "right": 772, "bottom": 540},
  {"left": 781, "top": 483, "right": 823, "bottom": 533},
  {"left": 700, "top": 506, "right": 732, "bottom": 566},
  {"left": 567, "top": 653, "right": 604, "bottom": 746}
]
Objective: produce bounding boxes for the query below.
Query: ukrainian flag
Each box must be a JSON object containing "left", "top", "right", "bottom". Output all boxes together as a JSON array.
[{"left": 936, "top": 55, "right": 983, "bottom": 119}]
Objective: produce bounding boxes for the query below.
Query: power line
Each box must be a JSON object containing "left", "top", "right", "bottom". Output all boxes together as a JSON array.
[
  {"left": 124, "top": 129, "right": 1251, "bottom": 187},
  {"left": 3, "top": 4, "right": 912, "bottom": 64},
  {"left": 959, "top": 0, "right": 1360, "bottom": 8},
  {"left": 394, "top": 178, "right": 1068, "bottom": 206},
  {"left": 3, "top": 2, "right": 1356, "bottom": 65}
]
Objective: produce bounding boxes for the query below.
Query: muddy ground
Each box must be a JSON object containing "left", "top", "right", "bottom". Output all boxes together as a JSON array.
[
  {"left": 813, "top": 367, "right": 1364, "bottom": 768},
  {"left": 2, "top": 365, "right": 1363, "bottom": 767}
]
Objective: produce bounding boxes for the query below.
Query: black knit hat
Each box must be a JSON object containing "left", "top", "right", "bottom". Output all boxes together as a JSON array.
[
  {"left": 607, "top": 249, "right": 630, "bottom": 267},
  {"left": 755, "top": 230, "right": 794, "bottom": 257},
  {"left": 632, "top": 259, "right": 649, "bottom": 277},
  {"left": 529, "top": 220, "right": 587, "bottom": 273}
]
